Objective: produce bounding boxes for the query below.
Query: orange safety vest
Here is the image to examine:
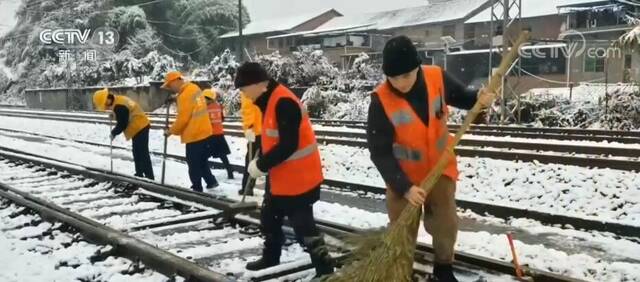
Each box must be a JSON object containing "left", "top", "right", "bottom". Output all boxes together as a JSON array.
[
  {"left": 261, "top": 85, "right": 324, "bottom": 196},
  {"left": 113, "top": 95, "right": 150, "bottom": 140},
  {"left": 207, "top": 102, "right": 224, "bottom": 136},
  {"left": 375, "top": 65, "right": 459, "bottom": 185}
]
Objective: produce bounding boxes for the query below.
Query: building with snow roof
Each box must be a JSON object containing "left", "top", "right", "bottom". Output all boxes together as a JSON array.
[
  {"left": 219, "top": 9, "right": 342, "bottom": 57},
  {"left": 558, "top": 0, "right": 638, "bottom": 84},
  {"left": 446, "top": 0, "right": 638, "bottom": 95},
  {"left": 264, "top": 0, "right": 491, "bottom": 69}
]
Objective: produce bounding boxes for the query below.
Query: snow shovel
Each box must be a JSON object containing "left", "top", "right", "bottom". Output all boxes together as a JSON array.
[{"left": 160, "top": 99, "right": 171, "bottom": 185}]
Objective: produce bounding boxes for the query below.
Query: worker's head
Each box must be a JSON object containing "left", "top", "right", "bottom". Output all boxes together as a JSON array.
[
  {"left": 203, "top": 89, "right": 217, "bottom": 105},
  {"left": 382, "top": 35, "right": 422, "bottom": 94},
  {"left": 234, "top": 62, "right": 270, "bottom": 101},
  {"left": 93, "top": 88, "right": 115, "bottom": 111},
  {"left": 161, "top": 71, "right": 185, "bottom": 93}
]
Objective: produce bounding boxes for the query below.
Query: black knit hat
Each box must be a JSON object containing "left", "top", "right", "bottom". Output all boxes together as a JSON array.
[
  {"left": 234, "top": 62, "right": 270, "bottom": 88},
  {"left": 382, "top": 35, "right": 421, "bottom": 77}
]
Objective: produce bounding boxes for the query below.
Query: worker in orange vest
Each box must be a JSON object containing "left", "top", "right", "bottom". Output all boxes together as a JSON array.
[
  {"left": 239, "top": 92, "right": 262, "bottom": 196},
  {"left": 93, "top": 88, "right": 154, "bottom": 180},
  {"left": 203, "top": 88, "right": 234, "bottom": 180},
  {"left": 367, "top": 36, "right": 495, "bottom": 282},
  {"left": 235, "top": 62, "right": 334, "bottom": 278},
  {"left": 162, "top": 71, "right": 218, "bottom": 192}
]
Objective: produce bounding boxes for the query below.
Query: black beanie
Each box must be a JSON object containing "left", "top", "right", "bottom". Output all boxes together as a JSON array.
[
  {"left": 382, "top": 36, "right": 422, "bottom": 77},
  {"left": 234, "top": 62, "right": 270, "bottom": 88}
]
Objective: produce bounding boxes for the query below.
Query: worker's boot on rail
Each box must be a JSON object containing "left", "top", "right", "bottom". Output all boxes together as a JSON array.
[
  {"left": 246, "top": 247, "right": 281, "bottom": 271},
  {"left": 226, "top": 168, "right": 235, "bottom": 180},
  {"left": 305, "top": 236, "right": 335, "bottom": 278},
  {"left": 429, "top": 263, "right": 458, "bottom": 282}
]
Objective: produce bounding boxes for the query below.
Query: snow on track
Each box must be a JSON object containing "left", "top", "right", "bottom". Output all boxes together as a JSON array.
[{"left": 0, "top": 203, "right": 174, "bottom": 282}]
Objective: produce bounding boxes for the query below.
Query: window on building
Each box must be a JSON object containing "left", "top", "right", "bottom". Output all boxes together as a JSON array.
[
  {"left": 584, "top": 54, "right": 605, "bottom": 72},
  {"left": 286, "top": 37, "right": 293, "bottom": 47},
  {"left": 625, "top": 54, "right": 632, "bottom": 69},
  {"left": 425, "top": 29, "right": 431, "bottom": 37},
  {"left": 278, "top": 38, "right": 284, "bottom": 49},
  {"left": 442, "top": 25, "right": 456, "bottom": 38}
]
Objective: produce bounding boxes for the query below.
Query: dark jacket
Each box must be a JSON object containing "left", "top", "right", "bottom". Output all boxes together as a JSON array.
[
  {"left": 111, "top": 105, "right": 149, "bottom": 139},
  {"left": 367, "top": 68, "right": 478, "bottom": 196},
  {"left": 111, "top": 105, "right": 129, "bottom": 137},
  {"left": 254, "top": 79, "right": 320, "bottom": 207}
]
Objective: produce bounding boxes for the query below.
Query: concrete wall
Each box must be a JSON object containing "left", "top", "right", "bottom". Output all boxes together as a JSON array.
[{"left": 24, "top": 81, "right": 214, "bottom": 111}]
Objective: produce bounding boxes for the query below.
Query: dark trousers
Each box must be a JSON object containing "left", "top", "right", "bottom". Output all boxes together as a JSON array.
[
  {"left": 220, "top": 155, "right": 232, "bottom": 171},
  {"left": 132, "top": 127, "right": 154, "bottom": 180},
  {"left": 186, "top": 137, "right": 217, "bottom": 192},
  {"left": 241, "top": 138, "right": 261, "bottom": 192},
  {"left": 260, "top": 199, "right": 321, "bottom": 254}
]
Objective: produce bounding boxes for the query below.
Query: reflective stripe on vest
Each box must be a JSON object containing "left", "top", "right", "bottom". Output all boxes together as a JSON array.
[
  {"left": 390, "top": 110, "right": 414, "bottom": 126},
  {"left": 265, "top": 129, "right": 279, "bottom": 138},
  {"left": 287, "top": 143, "right": 318, "bottom": 161},
  {"left": 393, "top": 144, "right": 422, "bottom": 161}
]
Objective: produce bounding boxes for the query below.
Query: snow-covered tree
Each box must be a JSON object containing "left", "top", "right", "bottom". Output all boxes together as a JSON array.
[{"left": 141, "top": 51, "right": 178, "bottom": 81}]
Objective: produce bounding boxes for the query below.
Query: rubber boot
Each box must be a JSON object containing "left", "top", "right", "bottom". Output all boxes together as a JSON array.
[
  {"left": 226, "top": 167, "right": 235, "bottom": 180},
  {"left": 429, "top": 263, "right": 458, "bottom": 282},
  {"left": 246, "top": 247, "right": 281, "bottom": 271},
  {"left": 206, "top": 181, "right": 219, "bottom": 189},
  {"left": 304, "top": 236, "right": 334, "bottom": 278}
]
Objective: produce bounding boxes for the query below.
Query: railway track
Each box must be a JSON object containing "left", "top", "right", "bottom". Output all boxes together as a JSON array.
[
  {"left": 1, "top": 109, "right": 639, "bottom": 171},
  {"left": 0, "top": 128, "right": 637, "bottom": 240},
  {"left": 4, "top": 108, "right": 640, "bottom": 142},
  {"left": 0, "top": 147, "right": 584, "bottom": 282},
  {"left": 151, "top": 112, "right": 640, "bottom": 139}
]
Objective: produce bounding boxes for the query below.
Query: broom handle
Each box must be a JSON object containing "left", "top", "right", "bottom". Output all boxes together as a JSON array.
[{"left": 418, "top": 31, "right": 530, "bottom": 193}]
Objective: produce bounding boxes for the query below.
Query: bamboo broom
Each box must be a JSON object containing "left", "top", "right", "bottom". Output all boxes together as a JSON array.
[{"left": 326, "top": 31, "right": 531, "bottom": 282}]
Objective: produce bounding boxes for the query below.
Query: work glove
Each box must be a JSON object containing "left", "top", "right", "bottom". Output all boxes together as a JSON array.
[
  {"left": 248, "top": 159, "right": 267, "bottom": 178},
  {"left": 245, "top": 130, "right": 256, "bottom": 143},
  {"left": 163, "top": 129, "right": 171, "bottom": 137}
]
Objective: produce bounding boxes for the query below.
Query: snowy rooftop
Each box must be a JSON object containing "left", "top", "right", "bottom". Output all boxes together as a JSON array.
[
  {"left": 465, "top": 0, "right": 598, "bottom": 24},
  {"left": 447, "top": 43, "right": 567, "bottom": 55},
  {"left": 303, "top": 0, "right": 490, "bottom": 35},
  {"left": 219, "top": 9, "right": 341, "bottom": 38}
]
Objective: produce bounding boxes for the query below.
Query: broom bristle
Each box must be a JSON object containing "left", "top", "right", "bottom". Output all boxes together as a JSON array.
[
  {"left": 325, "top": 31, "right": 530, "bottom": 282},
  {"left": 327, "top": 205, "right": 421, "bottom": 282}
]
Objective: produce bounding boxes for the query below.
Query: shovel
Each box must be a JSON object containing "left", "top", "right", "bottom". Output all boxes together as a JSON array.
[
  {"left": 230, "top": 149, "right": 260, "bottom": 211},
  {"left": 109, "top": 114, "right": 114, "bottom": 173},
  {"left": 161, "top": 99, "right": 171, "bottom": 184}
]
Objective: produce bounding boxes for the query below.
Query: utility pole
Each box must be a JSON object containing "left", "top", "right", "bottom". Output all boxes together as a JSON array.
[
  {"left": 238, "top": 0, "right": 244, "bottom": 62},
  {"left": 488, "top": 0, "right": 522, "bottom": 124}
]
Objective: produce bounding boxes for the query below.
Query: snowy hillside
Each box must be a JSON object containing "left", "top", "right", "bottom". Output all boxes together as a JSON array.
[{"left": 0, "top": 0, "right": 249, "bottom": 104}]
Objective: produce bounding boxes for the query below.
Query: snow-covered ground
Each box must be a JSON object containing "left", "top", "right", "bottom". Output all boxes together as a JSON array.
[
  {"left": 0, "top": 203, "right": 173, "bottom": 282},
  {"left": 1, "top": 115, "right": 640, "bottom": 281},
  {"left": 524, "top": 83, "right": 639, "bottom": 104},
  {"left": 0, "top": 115, "right": 638, "bottom": 226}
]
